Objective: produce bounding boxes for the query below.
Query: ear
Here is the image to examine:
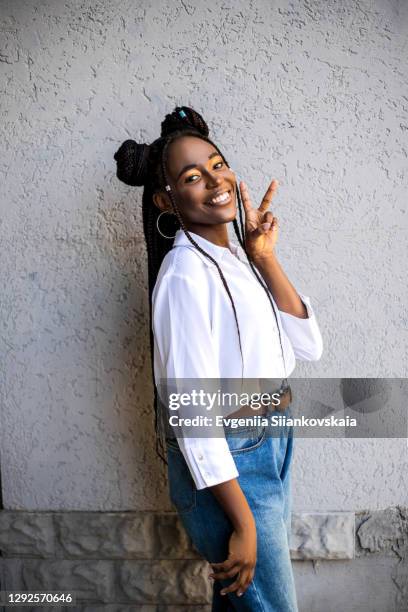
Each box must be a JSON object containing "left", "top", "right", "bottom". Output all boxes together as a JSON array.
[{"left": 153, "top": 191, "right": 173, "bottom": 213}]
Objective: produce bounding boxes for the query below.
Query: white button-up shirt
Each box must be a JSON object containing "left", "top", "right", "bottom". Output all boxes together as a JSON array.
[{"left": 152, "top": 229, "right": 323, "bottom": 490}]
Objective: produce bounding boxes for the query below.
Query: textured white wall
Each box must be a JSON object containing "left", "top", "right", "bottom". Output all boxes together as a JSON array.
[{"left": 1, "top": 0, "right": 407, "bottom": 510}]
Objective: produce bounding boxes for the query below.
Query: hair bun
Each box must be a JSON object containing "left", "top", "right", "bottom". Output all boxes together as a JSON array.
[
  {"left": 161, "top": 106, "right": 209, "bottom": 139},
  {"left": 114, "top": 140, "right": 150, "bottom": 186}
]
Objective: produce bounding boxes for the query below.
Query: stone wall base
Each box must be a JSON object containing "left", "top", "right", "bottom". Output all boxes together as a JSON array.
[{"left": 0, "top": 508, "right": 406, "bottom": 610}]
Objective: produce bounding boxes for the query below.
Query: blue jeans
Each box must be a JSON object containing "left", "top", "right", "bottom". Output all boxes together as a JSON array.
[{"left": 166, "top": 413, "right": 298, "bottom": 611}]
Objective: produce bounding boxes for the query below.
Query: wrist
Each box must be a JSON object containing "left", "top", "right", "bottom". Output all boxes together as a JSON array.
[{"left": 252, "top": 252, "right": 277, "bottom": 269}]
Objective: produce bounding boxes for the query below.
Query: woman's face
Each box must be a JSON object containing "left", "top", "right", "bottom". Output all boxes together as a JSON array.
[{"left": 153, "top": 135, "right": 237, "bottom": 229}]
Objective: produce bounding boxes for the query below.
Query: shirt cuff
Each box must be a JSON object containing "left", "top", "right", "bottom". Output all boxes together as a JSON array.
[
  {"left": 178, "top": 437, "right": 239, "bottom": 490},
  {"left": 299, "top": 293, "right": 314, "bottom": 318},
  {"left": 278, "top": 293, "right": 323, "bottom": 361}
]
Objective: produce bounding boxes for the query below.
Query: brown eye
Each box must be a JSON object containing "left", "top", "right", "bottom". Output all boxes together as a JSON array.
[
  {"left": 184, "top": 160, "right": 224, "bottom": 183},
  {"left": 185, "top": 173, "right": 200, "bottom": 183}
]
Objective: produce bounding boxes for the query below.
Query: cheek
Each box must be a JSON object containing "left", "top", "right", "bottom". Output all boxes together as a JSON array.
[
  {"left": 176, "top": 185, "right": 205, "bottom": 208},
  {"left": 171, "top": 194, "right": 202, "bottom": 219}
]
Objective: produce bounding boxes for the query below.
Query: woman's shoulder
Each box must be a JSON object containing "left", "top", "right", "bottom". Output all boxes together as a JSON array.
[
  {"left": 162, "top": 243, "right": 210, "bottom": 276},
  {"left": 153, "top": 245, "right": 210, "bottom": 298}
]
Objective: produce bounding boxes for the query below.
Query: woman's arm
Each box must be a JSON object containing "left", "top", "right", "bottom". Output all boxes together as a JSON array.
[
  {"left": 210, "top": 479, "right": 254, "bottom": 531},
  {"left": 249, "top": 228, "right": 324, "bottom": 361},
  {"left": 239, "top": 178, "right": 308, "bottom": 318},
  {"left": 208, "top": 479, "right": 257, "bottom": 598},
  {"left": 253, "top": 250, "right": 309, "bottom": 318}
]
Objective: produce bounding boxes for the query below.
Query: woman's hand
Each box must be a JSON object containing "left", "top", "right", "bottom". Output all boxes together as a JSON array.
[
  {"left": 209, "top": 522, "right": 257, "bottom": 598},
  {"left": 239, "top": 179, "right": 280, "bottom": 263}
]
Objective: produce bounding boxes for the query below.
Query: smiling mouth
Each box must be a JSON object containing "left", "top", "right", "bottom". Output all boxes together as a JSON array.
[{"left": 206, "top": 190, "right": 233, "bottom": 206}]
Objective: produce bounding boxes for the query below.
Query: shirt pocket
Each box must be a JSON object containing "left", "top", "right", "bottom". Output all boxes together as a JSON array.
[{"left": 166, "top": 440, "right": 197, "bottom": 513}]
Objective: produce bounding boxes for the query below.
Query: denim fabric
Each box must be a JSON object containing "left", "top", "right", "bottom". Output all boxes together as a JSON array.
[{"left": 166, "top": 412, "right": 298, "bottom": 611}]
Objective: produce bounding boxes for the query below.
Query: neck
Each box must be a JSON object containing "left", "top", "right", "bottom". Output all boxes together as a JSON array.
[{"left": 184, "top": 223, "right": 230, "bottom": 247}]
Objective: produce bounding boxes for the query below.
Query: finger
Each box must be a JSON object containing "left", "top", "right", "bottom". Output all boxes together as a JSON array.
[
  {"left": 258, "top": 216, "right": 279, "bottom": 234},
  {"left": 239, "top": 181, "right": 253, "bottom": 214},
  {"left": 220, "top": 571, "right": 249, "bottom": 597},
  {"left": 209, "top": 564, "right": 241, "bottom": 581},
  {"left": 236, "top": 569, "right": 253, "bottom": 597},
  {"left": 220, "top": 577, "right": 241, "bottom": 596},
  {"left": 210, "top": 557, "right": 237, "bottom": 572},
  {"left": 211, "top": 559, "right": 242, "bottom": 579},
  {"left": 258, "top": 179, "right": 279, "bottom": 213},
  {"left": 263, "top": 211, "right": 274, "bottom": 225}
]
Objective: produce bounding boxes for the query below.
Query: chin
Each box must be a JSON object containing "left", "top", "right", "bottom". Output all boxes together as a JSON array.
[
  {"left": 207, "top": 194, "right": 237, "bottom": 220},
  {"left": 209, "top": 207, "right": 237, "bottom": 224}
]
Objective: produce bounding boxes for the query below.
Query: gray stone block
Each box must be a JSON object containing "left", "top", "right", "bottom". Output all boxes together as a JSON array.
[
  {"left": 24, "top": 608, "right": 211, "bottom": 612},
  {"left": 79, "top": 607, "right": 211, "bottom": 611},
  {"left": 356, "top": 506, "right": 408, "bottom": 556},
  {"left": 153, "top": 513, "right": 200, "bottom": 559},
  {"left": 116, "top": 560, "right": 212, "bottom": 604},
  {"left": 55, "top": 512, "right": 155, "bottom": 559},
  {"left": 291, "top": 512, "right": 355, "bottom": 560},
  {"left": 11, "top": 609, "right": 75, "bottom": 612},
  {"left": 1, "top": 559, "right": 114, "bottom": 602},
  {"left": 0, "top": 511, "right": 205, "bottom": 561},
  {"left": 0, "top": 511, "right": 56, "bottom": 557},
  {"left": 10, "top": 607, "right": 187, "bottom": 612},
  {"left": 1, "top": 559, "right": 212, "bottom": 605}
]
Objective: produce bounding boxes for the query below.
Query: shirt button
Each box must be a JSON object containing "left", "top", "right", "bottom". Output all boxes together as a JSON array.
[{"left": 197, "top": 454, "right": 204, "bottom": 461}]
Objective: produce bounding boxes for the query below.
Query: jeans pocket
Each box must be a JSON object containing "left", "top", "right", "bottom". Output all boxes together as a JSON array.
[
  {"left": 227, "top": 427, "right": 266, "bottom": 454},
  {"left": 166, "top": 441, "right": 197, "bottom": 514}
]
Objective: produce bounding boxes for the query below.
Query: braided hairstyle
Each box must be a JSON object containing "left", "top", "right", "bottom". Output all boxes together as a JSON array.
[{"left": 114, "top": 106, "right": 286, "bottom": 463}]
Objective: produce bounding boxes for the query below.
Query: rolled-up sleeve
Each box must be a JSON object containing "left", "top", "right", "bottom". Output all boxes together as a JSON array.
[
  {"left": 153, "top": 269, "right": 239, "bottom": 490},
  {"left": 278, "top": 292, "right": 323, "bottom": 361}
]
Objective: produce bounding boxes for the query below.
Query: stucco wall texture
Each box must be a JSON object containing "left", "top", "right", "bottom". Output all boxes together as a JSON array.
[{"left": 1, "top": 0, "right": 407, "bottom": 511}]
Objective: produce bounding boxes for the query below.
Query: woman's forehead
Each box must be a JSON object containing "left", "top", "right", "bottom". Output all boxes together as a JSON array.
[{"left": 167, "top": 136, "right": 219, "bottom": 175}]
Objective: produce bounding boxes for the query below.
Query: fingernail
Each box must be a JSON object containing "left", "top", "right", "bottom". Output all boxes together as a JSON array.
[
  {"left": 237, "top": 592, "right": 243, "bottom": 597},
  {"left": 220, "top": 591, "right": 226, "bottom": 596}
]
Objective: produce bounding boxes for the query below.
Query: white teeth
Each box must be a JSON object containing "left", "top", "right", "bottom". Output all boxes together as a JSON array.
[{"left": 210, "top": 191, "right": 230, "bottom": 204}]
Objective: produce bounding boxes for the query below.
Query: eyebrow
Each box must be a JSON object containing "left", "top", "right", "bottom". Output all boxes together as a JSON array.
[{"left": 176, "top": 151, "right": 222, "bottom": 181}]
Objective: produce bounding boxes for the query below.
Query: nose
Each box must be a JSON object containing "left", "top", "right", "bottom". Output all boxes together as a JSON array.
[{"left": 204, "top": 169, "right": 223, "bottom": 188}]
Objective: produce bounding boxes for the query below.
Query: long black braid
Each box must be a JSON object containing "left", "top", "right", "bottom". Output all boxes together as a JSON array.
[
  {"left": 160, "top": 136, "right": 245, "bottom": 376},
  {"left": 114, "top": 106, "right": 287, "bottom": 464}
]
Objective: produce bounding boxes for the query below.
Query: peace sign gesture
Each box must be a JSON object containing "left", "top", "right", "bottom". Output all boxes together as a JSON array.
[{"left": 239, "top": 179, "right": 280, "bottom": 263}]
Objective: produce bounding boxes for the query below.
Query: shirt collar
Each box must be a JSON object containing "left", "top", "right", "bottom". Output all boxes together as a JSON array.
[{"left": 173, "top": 229, "right": 244, "bottom": 267}]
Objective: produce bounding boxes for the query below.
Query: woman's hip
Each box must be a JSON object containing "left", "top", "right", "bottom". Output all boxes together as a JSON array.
[{"left": 165, "top": 424, "right": 294, "bottom": 543}]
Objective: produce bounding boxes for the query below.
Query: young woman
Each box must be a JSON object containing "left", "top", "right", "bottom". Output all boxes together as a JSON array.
[{"left": 114, "top": 106, "right": 323, "bottom": 611}]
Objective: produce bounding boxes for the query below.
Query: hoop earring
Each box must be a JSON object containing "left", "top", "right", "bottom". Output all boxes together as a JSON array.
[{"left": 156, "top": 211, "right": 178, "bottom": 239}]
